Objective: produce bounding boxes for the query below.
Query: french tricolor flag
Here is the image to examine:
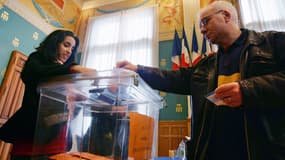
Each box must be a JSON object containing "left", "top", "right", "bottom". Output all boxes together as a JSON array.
[{"left": 171, "top": 29, "right": 182, "bottom": 70}]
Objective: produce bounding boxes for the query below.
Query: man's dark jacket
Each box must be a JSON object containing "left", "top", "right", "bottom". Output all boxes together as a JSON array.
[{"left": 137, "top": 29, "right": 285, "bottom": 160}]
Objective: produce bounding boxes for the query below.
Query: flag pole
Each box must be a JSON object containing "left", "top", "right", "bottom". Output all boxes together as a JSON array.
[{"left": 185, "top": 26, "right": 193, "bottom": 67}]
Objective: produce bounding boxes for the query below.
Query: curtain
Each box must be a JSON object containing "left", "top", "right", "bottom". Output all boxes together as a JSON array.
[
  {"left": 81, "top": 6, "right": 158, "bottom": 71},
  {"left": 74, "top": 9, "right": 97, "bottom": 52},
  {"left": 239, "top": 0, "right": 285, "bottom": 32}
]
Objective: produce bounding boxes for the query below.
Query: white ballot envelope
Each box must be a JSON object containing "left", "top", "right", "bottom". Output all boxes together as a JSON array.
[{"left": 205, "top": 91, "right": 226, "bottom": 106}]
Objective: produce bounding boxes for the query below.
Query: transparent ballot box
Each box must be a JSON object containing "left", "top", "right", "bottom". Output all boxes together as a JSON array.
[{"left": 34, "top": 68, "right": 164, "bottom": 160}]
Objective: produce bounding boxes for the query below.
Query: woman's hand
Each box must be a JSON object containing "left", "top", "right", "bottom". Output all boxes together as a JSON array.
[{"left": 69, "top": 65, "right": 96, "bottom": 73}]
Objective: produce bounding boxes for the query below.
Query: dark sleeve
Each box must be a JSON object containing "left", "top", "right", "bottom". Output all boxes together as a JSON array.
[
  {"left": 239, "top": 32, "right": 285, "bottom": 107},
  {"left": 21, "top": 52, "right": 75, "bottom": 85},
  {"left": 137, "top": 65, "right": 193, "bottom": 95}
]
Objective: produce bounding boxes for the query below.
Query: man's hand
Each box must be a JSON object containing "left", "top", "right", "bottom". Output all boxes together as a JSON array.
[
  {"left": 116, "top": 60, "right": 138, "bottom": 72},
  {"left": 215, "top": 82, "right": 243, "bottom": 107}
]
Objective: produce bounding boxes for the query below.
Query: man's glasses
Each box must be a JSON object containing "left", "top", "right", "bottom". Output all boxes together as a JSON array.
[{"left": 200, "top": 10, "right": 223, "bottom": 28}]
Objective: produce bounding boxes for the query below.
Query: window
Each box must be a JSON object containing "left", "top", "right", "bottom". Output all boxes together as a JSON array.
[
  {"left": 81, "top": 6, "right": 158, "bottom": 71},
  {"left": 239, "top": 0, "right": 285, "bottom": 31}
]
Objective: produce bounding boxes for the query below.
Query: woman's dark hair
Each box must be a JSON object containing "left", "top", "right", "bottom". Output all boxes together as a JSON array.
[{"left": 36, "top": 30, "right": 79, "bottom": 65}]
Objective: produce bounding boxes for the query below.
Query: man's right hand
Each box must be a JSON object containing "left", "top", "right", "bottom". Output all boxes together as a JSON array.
[{"left": 116, "top": 60, "right": 138, "bottom": 72}]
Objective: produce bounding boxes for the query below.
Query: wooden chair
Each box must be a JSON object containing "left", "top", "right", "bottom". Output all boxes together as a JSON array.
[{"left": 0, "top": 50, "right": 27, "bottom": 160}]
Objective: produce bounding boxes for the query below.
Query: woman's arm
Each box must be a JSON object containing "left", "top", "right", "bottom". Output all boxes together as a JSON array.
[{"left": 69, "top": 65, "right": 95, "bottom": 73}]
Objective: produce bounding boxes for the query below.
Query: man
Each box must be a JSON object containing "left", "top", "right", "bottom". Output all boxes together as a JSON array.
[{"left": 117, "top": 1, "right": 285, "bottom": 159}]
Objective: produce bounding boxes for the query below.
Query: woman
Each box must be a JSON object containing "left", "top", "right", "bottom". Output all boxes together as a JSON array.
[{"left": 0, "top": 30, "right": 94, "bottom": 159}]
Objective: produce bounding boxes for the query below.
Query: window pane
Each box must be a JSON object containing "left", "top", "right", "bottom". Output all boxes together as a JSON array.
[
  {"left": 82, "top": 6, "right": 158, "bottom": 71},
  {"left": 239, "top": 0, "right": 285, "bottom": 31}
]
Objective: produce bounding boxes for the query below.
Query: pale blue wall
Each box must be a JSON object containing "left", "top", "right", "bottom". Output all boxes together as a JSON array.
[
  {"left": 158, "top": 40, "right": 188, "bottom": 120},
  {"left": 0, "top": 5, "right": 46, "bottom": 85}
]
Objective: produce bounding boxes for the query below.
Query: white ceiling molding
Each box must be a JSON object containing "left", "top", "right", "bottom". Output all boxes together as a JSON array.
[
  {"left": 73, "top": 0, "right": 128, "bottom": 10},
  {"left": 72, "top": 0, "right": 84, "bottom": 9},
  {"left": 5, "top": 0, "right": 54, "bottom": 35}
]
